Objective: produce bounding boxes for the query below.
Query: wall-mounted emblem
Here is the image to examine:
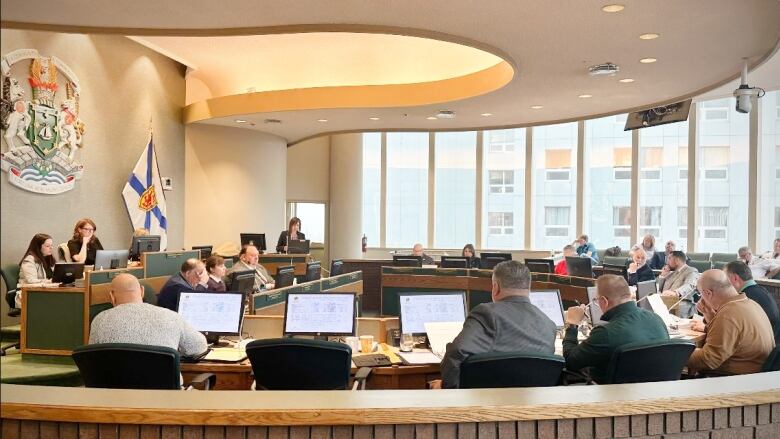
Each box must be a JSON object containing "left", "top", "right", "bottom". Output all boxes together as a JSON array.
[{"left": 1, "top": 49, "right": 86, "bottom": 194}]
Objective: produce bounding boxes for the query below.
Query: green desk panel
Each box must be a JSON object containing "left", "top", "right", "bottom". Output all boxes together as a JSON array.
[
  {"left": 381, "top": 267, "right": 469, "bottom": 276},
  {"left": 26, "top": 290, "right": 85, "bottom": 351},
  {"left": 88, "top": 267, "right": 144, "bottom": 285},
  {"left": 468, "top": 291, "right": 492, "bottom": 309},
  {"left": 144, "top": 251, "right": 200, "bottom": 278},
  {"left": 322, "top": 271, "right": 362, "bottom": 290}
]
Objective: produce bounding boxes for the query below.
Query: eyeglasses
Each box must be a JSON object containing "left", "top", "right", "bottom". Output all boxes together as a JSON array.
[{"left": 80, "top": 227, "right": 95, "bottom": 232}]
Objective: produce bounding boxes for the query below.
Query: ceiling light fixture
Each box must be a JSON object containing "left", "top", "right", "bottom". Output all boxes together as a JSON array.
[
  {"left": 480, "top": 113, "right": 493, "bottom": 117},
  {"left": 317, "top": 119, "right": 328, "bottom": 123},
  {"left": 235, "top": 119, "right": 246, "bottom": 123},
  {"left": 639, "top": 33, "right": 659, "bottom": 40},
  {"left": 436, "top": 110, "right": 456, "bottom": 119},
  {"left": 263, "top": 118, "right": 282, "bottom": 124},
  {"left": 639, "top": 57, "right": 657, "bottom": 64},
  {"left": 578, "top": 94, "right": 593, "bottom": 98},
  {"left": 601, "top": 4, "right": 625, "bottom": 13},
  {"left": 426, "top": 116, "right": 438, "bottom": 120},
  {"left": 588, "top": 62, "right": 620, "bottom": 76},
  {"left": 369, "top": 117, "right": 380, "bottom": 121},
  {"left": 619, "top": 78, "right": 635, "bottom": 83},
  {"left": 530, "top": 105, "right": 543, "bottom": 109}
]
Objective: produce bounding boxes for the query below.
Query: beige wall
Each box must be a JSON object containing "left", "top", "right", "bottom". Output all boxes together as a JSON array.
[
  {"left": 286, "top": 136, "right": 330, "bottom": 202},
  {"left": 184, "top": 124, "right": 287, "bottom": 251},
  {"left": 0, "top": 30, "right": 185, "bottom": 323},
  {"left": 329, "top": 133, "right": 363, "bottom": 261}
]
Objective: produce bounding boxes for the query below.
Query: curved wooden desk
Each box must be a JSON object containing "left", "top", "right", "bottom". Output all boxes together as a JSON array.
[{"left": 2, "top": 373, "right": 779, "bottom": 438}]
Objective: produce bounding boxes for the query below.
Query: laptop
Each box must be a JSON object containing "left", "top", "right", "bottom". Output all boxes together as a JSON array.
[
  {"left": 635, "top": 280, "right": 657, "bottom": 311},
  {"left": 287, "top": 239, "right": 310, "bottom": 254}
]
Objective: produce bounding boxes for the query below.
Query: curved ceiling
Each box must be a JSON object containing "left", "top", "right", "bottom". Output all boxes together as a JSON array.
[{"left": 3, "top": 0, "right": 780, "bottom": 144}]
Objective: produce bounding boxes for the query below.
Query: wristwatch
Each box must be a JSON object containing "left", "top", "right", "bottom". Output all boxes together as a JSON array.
[{"left": 566, "top": 323, "right": 579, "bottom": 331}]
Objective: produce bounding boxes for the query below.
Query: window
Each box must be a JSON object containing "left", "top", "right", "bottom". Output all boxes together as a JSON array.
[
  {"left": 759, "top": 91, "right": 780, "bottom": 251},
  {"left": 700, "top": 207, "right": 728, "bottom": 239},
  {"left": 385, "top": 132, "right": 429, "bottom": 248},
  {"left": 545, "top": 149, "right": 571, "bottom": 180},
  {"left": 701, "top": 146, "right": 729, "bottom": 180},
  {"left": 613, "top": 206, "right": 630, "bottom": 237},
  {"left": 544, "top": 207, "right": 570, "bottom": 237},
  {"left": 613, "top": 147, "right": 632, "bottom": 180},
  {"left": 775, "top": 207, "right": 780, "bottom": 239},
  {"left": 486, "top": 129, "right": 519, "bottom": 153},
  {"left": 361, "top": 133, "right": 382, "bottom": 247},
  {"left": 288, "top": 202, "right": 326, "bottom": 244},
  {"left": 678, "top": 207, "right": 688, "bottom": 239},
  {"left": 639, "top": 206, "right": 662, "bottom": 237},
  {"left": 434, "top": 132, "right": 476, "bottom": 248},
  {"left": 640, "top": 147, "right": 663, "bottom": 180},
  {"left": 483, "top": 128, "right": 525, "bottom": 249},
  {"left": 533, "top": 123, "right": 577, "bottom": 249},
  {"left": 488, "top": 212, "right": 513, "bottom": 235},
  {"left": 678, "top": 147, "right": 689, "bottom": 179},
  {"left": 701, "top": 100, "right": 729, "bottom": 121}
]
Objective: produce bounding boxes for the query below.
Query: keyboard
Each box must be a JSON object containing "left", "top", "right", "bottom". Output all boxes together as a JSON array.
[{"left": 352, "top": 353, "right": 392, "bottom": 367}]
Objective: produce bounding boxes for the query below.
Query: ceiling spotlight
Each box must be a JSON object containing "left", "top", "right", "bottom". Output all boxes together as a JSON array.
[
  {"left": 436, "top": 110, "right": 456, "bottom": 119},
  {"left": 530, "top": 105, "right": 543, "bottom": 110},
  {"left": 601, "top": 4, "right": 624, "bottom": 13},
  {"left": 639, "top": 57, "right": 657, "bottom": 64},
  {"left": 588, "top": 62, "right": 620, "bottom": 76},
  {"left": 317, "top": 119, "right": 328, "bottom": 123},
  {"left": 578, "top": 94, "right": 593, "bottom": 98},
  {"left": 426, "top": 116, "right": 438, "bottom": 120},
  {"left": 235, "top": 119, "right": 247, "bottom": 123},
  {"left": 480, "top": 113, "right": 493, "bottom": 117},
  {"left": 369, "top": 117, "right": 380, "bottom": 121},
  {"left": 639, "top": 33, "right": 659, "bottom": 40},
  {"left": 619, "top": 78, "right": 635, "bottom": 83}
]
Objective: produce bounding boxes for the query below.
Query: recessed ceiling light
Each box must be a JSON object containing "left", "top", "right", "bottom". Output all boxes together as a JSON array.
[
  {"left": 639, "top": 33, "right": 659, "bottom": 40},
  {"left": 425, "top": 116, "right": 437, "bottom": 120},
  {"left": 369, "top": 117, "right": 380, "bottom": 121},
  {"left": 317, "top": 119, "right": 328, "bottom": 123},
  {"left": 235, "top": 119, "right": 246, "bottom": 123},
  {"left": 530, "top": 105, "right": 543, "bottom": 110},
  {"left": 263, "top": 118, "right": 282, "bottom": 124},
  {"left": 578, "top": 94, "right": 593, "bottom": 99},
  {"left": 601, "top": 4, "right": 624, "bottom": 13},
  {"left": 639, "top": 57, "right": 657, "bottom": 64},
  {"left": 480, "top": 113, "right": 493, "bottom": 117},
  {"left": 619, "top": 78, "right": 635, "bottom": 83}
]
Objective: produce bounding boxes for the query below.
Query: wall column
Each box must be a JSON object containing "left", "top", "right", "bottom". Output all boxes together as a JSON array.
[{"left": 330, "top": 133, "right": 364, "bottom": 260}]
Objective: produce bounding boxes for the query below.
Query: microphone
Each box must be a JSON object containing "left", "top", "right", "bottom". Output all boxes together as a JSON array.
[{"left": 666, "top": 288, "right": 699, "bottom": 312}]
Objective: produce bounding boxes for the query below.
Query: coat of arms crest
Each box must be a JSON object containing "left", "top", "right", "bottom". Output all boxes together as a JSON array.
[{"left": 1, "top": 49, "right": 86, "bottom": 194}]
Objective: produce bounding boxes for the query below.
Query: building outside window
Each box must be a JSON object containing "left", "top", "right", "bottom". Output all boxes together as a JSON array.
[
  {"left": 386, "top": 132, "right": 429, "bottom": 248},
  {"left": 361, "top": 133, "right": 382, "bottom": 247},
  {"left": 613, "top": 206, "right": 631, "bottom": 237},
  {"left": 544, "top": 207, "right": 570, "bottom": 238},
  {"left": 759, "top": 91, "right": 780, "bottom": 251},
  {"left": 488, "top": 212, "right": 514, "bottom": 236},
  {"left": 434, "top": 132, "right": 476, "bottom": 249},
  {"left": 489, "top": 170, "right": 514, "bottom": 193},
  {"left": 639, "top": 206, "right": 662, "bottom": 238},
  {"left": 483, "top": 128, "right": 525, "bottom": 249},
  {"left": 533, "top": 123, "right": 577, "bottom": 250}
]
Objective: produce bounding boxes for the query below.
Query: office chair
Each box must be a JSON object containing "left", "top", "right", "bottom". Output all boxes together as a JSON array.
[
  {"left": 603, "top": 256, "right": 630, "bottom": 267},
  {"left": 686, "top": 252, "right": 710, "bottom": 263},
  {"left": 246, "top": 338, "right": 371, "bottom": 390},
  {"left": 762, "top": 345, "right": 780, "bottom": 372},
  {"left": 600, "top": 339, "right": 695, "bottom": 384},
  {"left": 688, "top": 260, "right": 712, "bottom": 274},
  {"left": 72, "top": 343, "right": 216, "bottom": 390},
  {"left": 710, "top": 253, "right": 737, "bottom": 264},
  {"left": 0, "top": 264, "right": 21, "bottom": 356},
  {"left": 459, "top": 352, "right": 565, "bottom": 388}
]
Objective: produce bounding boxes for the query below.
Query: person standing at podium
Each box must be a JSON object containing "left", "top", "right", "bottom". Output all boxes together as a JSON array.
[{"left": 276, "top": 217, "right": 306, "bottom": 253}]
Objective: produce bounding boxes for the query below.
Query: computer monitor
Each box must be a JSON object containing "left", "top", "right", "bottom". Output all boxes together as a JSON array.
[
  {"left": 398, "top": 292, "right": 467, "bottom": 336},
  {"left": 177, "top": 291, "right": 245, "bottom": 340},
  {"left": 131, "top": 235, "right": 161, "bottom": 260},
  {"left": 240, "top": 233, "right": 266, "bottom": 252},
  {"left": 305, "top": 261, "right": 322, "bottom": 282},
  {"left": 525, "top": 258, "right": 555, "bottom": 274},
  {"left": 565, "top": 256, "right": 594, "bottom": 278},
  {"left": 192, "top": 245, "right": 212, "bottom": 259},
  {"left": 480, "top": 252, "right": 512, "bottom": 270},
  {"left": 529, "top": 290, "right": 565, "bottom": 328},
  {"left": 330, "top": 259, "right": 344, "bottom": 276},
  {"left": 226, "top": 269, "right": 255, "bottom": 294},
  {"left": 393, "top": 255, "right": 422, "bottom": 267},
  {"left": 52, "top": 263, "right": 84, "bottom": 285},
  {"left": 636, "top": 279, "right": 657, "bottom": 311},
  {"left": 94, "top": 250, "right": 129, "bottom": 270},
  {"left": 602, "top": 263, "right": 628, "bottom": 281},
  {"left": 284, "top": 292, "right": 357, "bottom": 336},
  {"left": 440, "top": 256, "right": 469, "bottom": 269},
  {"left": 276, "top": 265, "right": 295, "bottom": 288},
  {"left": 586, "top": 286, "right": 607, "bottom": 326},
  {"left": 287, "top": 239, "right": 310, "bottom": 254}
]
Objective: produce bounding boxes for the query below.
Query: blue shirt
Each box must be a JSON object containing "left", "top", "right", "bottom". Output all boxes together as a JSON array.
[{"left": 577, "top": 242, "right": 599, "bottom": 264}]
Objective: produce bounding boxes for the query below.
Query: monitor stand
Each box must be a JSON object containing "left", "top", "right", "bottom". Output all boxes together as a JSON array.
[{"left": 206, "top": 334, "right": 231, "bottom": 347}]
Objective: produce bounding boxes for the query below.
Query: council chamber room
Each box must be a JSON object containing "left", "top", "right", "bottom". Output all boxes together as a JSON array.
[{"left": 1, "top": 1, "right": 780, "bottom": 439}]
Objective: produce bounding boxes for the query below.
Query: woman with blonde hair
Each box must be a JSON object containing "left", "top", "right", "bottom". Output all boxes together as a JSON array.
[{"left": 67, "top": 218, "right": 103, "bottom": 265}]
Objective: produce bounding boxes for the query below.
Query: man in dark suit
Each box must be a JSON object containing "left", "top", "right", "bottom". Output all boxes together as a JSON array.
[
  {"left": 649, "top": 240, "right": 676, "bottom": 270},
  {"left": 723, "top": 261, "right": 780, "bottom": 344},
  {"left": 156, "top": 258, "right": 207, "bottom": 311},
  {"left": 431, "top": 261, "right": 557, "bottom": 388}
]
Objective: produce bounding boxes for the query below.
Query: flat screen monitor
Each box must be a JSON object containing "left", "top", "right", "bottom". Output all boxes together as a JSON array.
[
  {"left": 192, "top": 245, "right": 212, "bottom": 259},
  {"left": 393, "top": 255, "right": 422, "bottom": 267},
  {"left": 131, "top": 235, "right": 160, "bottom": 260},
  {"left": 240, "top": 233, "right": 266, "bottom": 252},
  {"left": 330, "top": 259, "right": 344, "bottom": 276},
  {"left": 566, "top": 256, "right": 594, "bottom": 278},
  {"left": 636, "top": 279, "right": 657, "bottom": 311},
  {"left": 480, "top": 252, "right": 512, "bottom": 270},
  {"left": 177, "top": 291, "right": 245, "bottom": 337},
  {"left": 398, "top": 292, "right": 467, "bottom": 336},
  {"left": 94, "top": 250, "right": 129, "bottom": 270},
  {"left": 529, "top": 290, "right": 565, "bottom": 328},
  {"left": 284, "top": 292, "right": 357, "bottom": 336},
  {"left": 52, "top": 263, "right": 84, "bottom": 284},
  {"left": 440, "top": 256, "right": 469, "bottom": 269},
  {"left": 226, "top": 269, "right": 255, "bottom": 294},
  {"left": 525, "top": 258, "right": 555, "bottom": 274},
  {"left": 287, "top": 239, "right": 310, "bottom": 254},
  {"left": 602, "top": 263, "right": 628, "bottom": 281},
  {"left": 586, "top": 286, "right": 607, "bottom": 326},
  {"left": 305, "top": 261, "right": 321, "bottom": 282},
  {"left": 276, "top": 265, "right": 295, "bottom": 288}
]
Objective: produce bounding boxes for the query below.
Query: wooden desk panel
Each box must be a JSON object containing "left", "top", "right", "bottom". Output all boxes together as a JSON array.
[
  {"left": 342, "top": 259, "right": 388, "bottom": 313},
  {"left": 21, "top": 286, "right": 88, "bottom": 356}
]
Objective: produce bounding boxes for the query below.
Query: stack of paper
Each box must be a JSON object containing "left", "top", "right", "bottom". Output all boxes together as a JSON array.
[
  {"left": 397, "top": 351, "right": 442, "bottom": 365},
  {"left": 424, "top": 321, "right": 464, "bottom": 357},
  {"left": 204, "top": 348, "right": 247, "bottom": 362}
]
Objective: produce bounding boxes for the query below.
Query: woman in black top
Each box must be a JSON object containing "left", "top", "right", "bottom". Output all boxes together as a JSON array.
[
  {"left": 628, "top": 248, "right": 655, "bottom": 286},
  {"left": 67, "top": 218, "right": 104, "bottom": 266},
  {"left": 276, "top": 217, "right": 306, "bottom": 253},
  {"left": 462, "top": 243, "right": 482, "bottom": 269}
]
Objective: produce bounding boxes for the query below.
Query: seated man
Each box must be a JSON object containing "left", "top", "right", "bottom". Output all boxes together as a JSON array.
[
  {"left": 90, "top": 273, "right": 207, "bottom": 357},
  {"left": 412, "top": 243, "right": 434, "bottom": 265},
  {"left": 157, "top": 258, "right": 207, "bottom": 311},
  {"left": 723, "top": 261, "right": 780, "bottom": 343},
  {"left": 649, "top": 240, "right": 675, "bottom": 270},
  {"left": 738, "top": 246, "right": 780, "bottom": 280},
  {"left": 227, "top": 244, "right": 275, "bottom": 291},
  {"left": 657, "top": 251, "right": 699, "bottom": 317},
  {"left": 627, "top": 248, "right": 655, "bottom": 286},
  {"left": 762, "top": 238, "right": 780, "bottom": 261},
  {"left": 563, "top": 274, "right": 669, "bottom": 383},
  {"left": 554, "top": 245, "right": 576, "bottom": 275},
  {"left": 687, "top": 270, "right": 774, "bottom": 376},
  {"left": 431, "top": 261, "right": 557, "bottom": 389},
  {"left": 575, "top": 234, "right": 599, "bottom": 264}
]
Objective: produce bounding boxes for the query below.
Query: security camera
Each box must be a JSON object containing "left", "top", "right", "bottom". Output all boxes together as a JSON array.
[{"left": 733, "top": 60, "right": 765, "bottom": 114}]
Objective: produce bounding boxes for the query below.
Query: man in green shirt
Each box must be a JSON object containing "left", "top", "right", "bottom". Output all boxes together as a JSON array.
[{"left": 563, "top": 274, "right": 669, "bottom": 383}]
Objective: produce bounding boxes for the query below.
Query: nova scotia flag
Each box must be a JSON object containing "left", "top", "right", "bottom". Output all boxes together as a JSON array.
[{"left": 122, "top": 135, "right": 168, "bottom": 250}]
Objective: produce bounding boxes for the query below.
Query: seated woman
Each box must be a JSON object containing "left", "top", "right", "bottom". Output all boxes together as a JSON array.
[
  {"left": 205, "top": 255, "right": 227, "bottom": 292},
  {"left": 17, "top": 234, "right": 57, "bottom": 307},
  {"left": 67, "top": 218, "right": 104, "bottom": 266},
  {"left": 276, "top": 217, "right": 306, "bottom": 253},
  {"left": 627, "top": 248, "right": 655, "bottom": 286},
  {"left": 462, "top": 244, "right": 481, "bottom": 269}
]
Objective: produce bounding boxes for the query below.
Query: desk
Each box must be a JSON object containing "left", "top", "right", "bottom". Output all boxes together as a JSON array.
[{"left": 258, "top": 253, "right": 311, "bottom": 277}]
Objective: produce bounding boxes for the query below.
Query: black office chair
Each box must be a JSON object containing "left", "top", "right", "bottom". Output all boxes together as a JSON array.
[
  {"left": 601, "top": 339, "right": 695, "bottom": 384},
  {"left": 459, "top": 352, "right": 565, "bottom": 388},
  {"left": 1, "top": 264, "right": 20, "bottom": 318},
  {"left": 247, "top": 338, "right": 370, "bottom": 390},
  {"left": 72, "top": 343, "right": 215, "bottom": 390},
  {"left": 762, "top": 345, "right": 780, "bottom": 372}
]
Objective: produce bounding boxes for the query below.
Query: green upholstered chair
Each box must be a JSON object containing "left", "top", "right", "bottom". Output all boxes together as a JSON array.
[
  {"left": 762, "top": 345, "right": 780, "bottom": 372},
  {"left": 686, "top": 252, "right": 710, "bottom": 262},
  {"left": 459, "top": 352, "right": 565, "bottom": 388},
  {"left": 603, "top": 256, "right": 630, "bottom": 267},
  {"left": 710, "top": 253, "right": 738, "bottom": 264},
  {"left": 601, "top": 339, "right": 695, "bottom": 384},
  {"left": 688, "top": 260, "right": 712, "bottom": 273}
]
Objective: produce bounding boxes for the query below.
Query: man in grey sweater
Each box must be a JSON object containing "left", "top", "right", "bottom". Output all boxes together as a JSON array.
[
  {"left": 89, "top": 273, "right": 207, "bottom": 357},
  {"left": 431, "top": 261, "right": 558, "bottom": 389}
]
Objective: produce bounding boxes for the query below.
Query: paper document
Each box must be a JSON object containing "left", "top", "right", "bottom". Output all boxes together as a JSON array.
[
  {"left": 424, "top": 321, "right": 463, "bottom": 357},
  {"left": 204, "top": 348, "right": 247, "bottom": 362},
  {"left": 397, "top": 351, "right": 442, "bottom": 365},
  {"left": 647, "top": 294, "right": 682, "bottom": 326}
]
